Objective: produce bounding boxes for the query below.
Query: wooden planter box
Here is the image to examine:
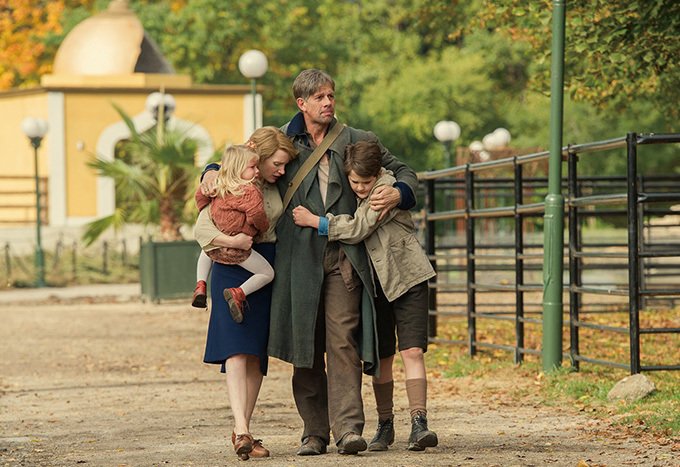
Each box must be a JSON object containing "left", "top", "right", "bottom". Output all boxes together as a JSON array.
[{"left": 139, "top": 239, "right": 201, "bottom": 302}]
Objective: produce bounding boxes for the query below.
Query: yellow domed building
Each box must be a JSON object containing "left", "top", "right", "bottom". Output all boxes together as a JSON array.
[{"left": 0, "top": 0, "right": 260, "bottom": 229}]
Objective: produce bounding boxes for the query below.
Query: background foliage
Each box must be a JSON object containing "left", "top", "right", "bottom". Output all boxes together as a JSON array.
[{"left": 2, "top": 0, "right": 678, "bottom": 173}]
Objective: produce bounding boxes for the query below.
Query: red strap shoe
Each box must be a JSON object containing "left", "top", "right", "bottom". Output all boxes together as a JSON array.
[{"left": 191, "top": 280, "right": 207, "bottom": 308}]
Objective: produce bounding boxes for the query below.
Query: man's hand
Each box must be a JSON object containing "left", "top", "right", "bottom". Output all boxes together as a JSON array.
[
  {"left": 370, "top": 185, "right": 401, "bottom": 220},
  {"left": 200, "top": 170, "right": 218, "bottom": 197},
  {"left": 212, "top": 233, "right": 253, "bottom": 250},
  {"left": 292, "top": 205, "right": 320, "bottom": 228}
]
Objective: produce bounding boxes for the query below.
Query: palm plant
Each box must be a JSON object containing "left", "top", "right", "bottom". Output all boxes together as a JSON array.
[{"left": 82, "top": 104, "right": 209, "bottom": 245}]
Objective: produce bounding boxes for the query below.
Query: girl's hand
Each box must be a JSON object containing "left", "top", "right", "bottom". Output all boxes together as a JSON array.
[{"left": 292, "top": 206, "right": 320, "bottom": 228}]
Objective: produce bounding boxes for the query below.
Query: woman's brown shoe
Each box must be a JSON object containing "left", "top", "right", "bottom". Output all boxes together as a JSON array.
[
  {"left": 233, "top": 433, "right": 253, "bottom": 459},
  {"left": 250, "top": 438, "right": 270, "bottom": 458}
]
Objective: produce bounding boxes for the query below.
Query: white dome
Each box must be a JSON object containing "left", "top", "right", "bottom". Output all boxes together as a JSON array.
[{"left": 53, "top": 0, "right": 173, "bottom": 75}]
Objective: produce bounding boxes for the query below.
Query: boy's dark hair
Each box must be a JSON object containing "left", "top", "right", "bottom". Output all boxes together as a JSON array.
[{"left": 343, "top": 141, "right": 382, "bottom": 178}]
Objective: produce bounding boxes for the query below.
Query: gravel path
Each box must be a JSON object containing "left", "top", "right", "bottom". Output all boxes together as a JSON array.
[{"left": 1, "top": 300, "right": 679, "bottom": 466}]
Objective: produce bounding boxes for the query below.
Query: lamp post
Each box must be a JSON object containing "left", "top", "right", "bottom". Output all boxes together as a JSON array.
[
  {"left": 433, "top": 120, "right": 461, "bottom": 167},
  {"left": 21, "top": 117, "right": 49, "bottom": 288},
  {"left": 469, "top": 127, "right": 511, "bottom": 162},
  {"left": 238, "top": 49, "right": 268, "bottom": 132},
  {"left": 146, "top": 90, "right": 176, "bottom": 145}
]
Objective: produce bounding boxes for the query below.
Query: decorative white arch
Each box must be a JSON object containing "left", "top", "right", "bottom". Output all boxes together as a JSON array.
[{"left": 94, "top": 111, "right": 214, "bottom": 218}]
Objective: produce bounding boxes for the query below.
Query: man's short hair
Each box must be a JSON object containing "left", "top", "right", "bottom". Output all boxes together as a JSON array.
[{"left": 293, "top": 69, "right": 335, "bottom": 100}]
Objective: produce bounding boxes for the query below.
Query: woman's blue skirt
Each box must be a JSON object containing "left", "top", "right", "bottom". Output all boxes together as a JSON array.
[{"left": 203, "top": 242, "right": 275, "bottom": 375}]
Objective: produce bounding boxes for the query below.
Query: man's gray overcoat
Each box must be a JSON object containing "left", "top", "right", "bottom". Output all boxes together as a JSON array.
[{"left": 268, "top": 116, "right": 418, "bottom": 376}]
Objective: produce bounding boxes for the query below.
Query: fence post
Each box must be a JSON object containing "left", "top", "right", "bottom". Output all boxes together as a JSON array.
[
  {"left": 627, "top": 132, "right": 641, "bottom": 374},
  {"left": 513, "top": 159, "right": 524, "bottom": 364},
  {"left": 567, "top": 147, "right": 581, "bottom": 371},
  {"left": 4, "top": 243, "right": 10, "bottom": 286},
  {"left": 102, "top": 241, "right": 109, "bottom": 275},
  {"left": 465, "top": 165, "right": 477, "bottom": 356},
  {"left": 53, "top": 239, "right": 62, "bottom": 272},
  {"left": 72, "top": 241, "right": 77, "bottom": 281},
  {"left": 122, "top": 239, "right": 128, "bottom": 266},
  {"left": 425, "top": 177, "right": 437, "bottom": 338},
  {"left": 637, "top": 174, "right": 647, "bottom": 311}
]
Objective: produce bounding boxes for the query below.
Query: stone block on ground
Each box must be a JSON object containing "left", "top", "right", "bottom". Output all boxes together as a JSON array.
[{"left": 607, "top": 373, "right": 656, "bottom": 403}]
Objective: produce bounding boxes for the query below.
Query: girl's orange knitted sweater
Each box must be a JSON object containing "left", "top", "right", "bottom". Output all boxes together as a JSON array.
[{"left": 195, "top": 183, "right": 269, "bottom": 264}]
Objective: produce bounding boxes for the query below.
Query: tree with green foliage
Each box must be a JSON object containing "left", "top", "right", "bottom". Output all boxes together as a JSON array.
[
  {"left": 82, "top": 104, "right": 208, "bottom": 244},
  {"left": 19, "top": 0, "right": 680, "bottom": 176},
  {"left": 475, "top": 0, "right": 680, "bottom": 121}
]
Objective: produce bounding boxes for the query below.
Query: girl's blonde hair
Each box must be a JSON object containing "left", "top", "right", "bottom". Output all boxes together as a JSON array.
[{"left": 215, "top": 145, "right": 259, "bottom": 197}]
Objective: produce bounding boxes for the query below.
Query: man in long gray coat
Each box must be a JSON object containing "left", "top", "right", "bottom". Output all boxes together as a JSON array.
[{"left": 268, "top": 69, "right": 418, "bottom": 456}]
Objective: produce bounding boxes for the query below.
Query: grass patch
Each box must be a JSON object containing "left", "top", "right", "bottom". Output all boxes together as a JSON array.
[
  {"left": 425, "top": 312, "right": 680, "bottom": 438},
  {"left": 2, "top": 245, "right": 139, "bottom": 289},
  {"left": 543, "top": 365, "right": 680, "bottom": 437}
]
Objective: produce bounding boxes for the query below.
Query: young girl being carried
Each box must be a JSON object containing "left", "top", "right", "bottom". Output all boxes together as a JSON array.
[{"left": 194, "top": 144, "right": 273, "bottom": 323}]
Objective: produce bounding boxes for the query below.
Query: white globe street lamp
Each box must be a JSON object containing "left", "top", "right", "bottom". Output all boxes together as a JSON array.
[
  {"left": 434, "top": 120, "right": 461, "bottom": 167},
  {"left": 477, "top": 127, "right": 512, "bottom": 162},
  {"left": 146, "top": 91, "right": 176, "bottom": 144},
  {"left": 21, "top": 117, "right": 49, "bottom": 287},
  {"left": 239, "top": 50, "right": 268, "bottom": 132},
  {"left": 145, "top": 91, "right": 176, "bottom": 122},
  {"left": 482, "top": 127, "right": 511, "bottom": 150}
]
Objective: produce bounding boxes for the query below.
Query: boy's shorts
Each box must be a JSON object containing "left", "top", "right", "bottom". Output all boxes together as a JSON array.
[{"left": 375, "top": 279, "right": 429, "bottom": 359}]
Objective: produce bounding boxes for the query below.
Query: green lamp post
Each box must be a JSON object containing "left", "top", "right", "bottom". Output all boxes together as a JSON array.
[
  {"left": 21, "top": 117, "right": 49, "bottom": 288},
  {"left": 434, "top": 120, "right": 461, "bottom": 167},
  {"left": 238, "top": 49, "right": 268, "bottom": 133}
]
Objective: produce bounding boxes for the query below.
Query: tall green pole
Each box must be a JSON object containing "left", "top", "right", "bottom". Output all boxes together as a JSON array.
[
  {"left": 31, "top": 138, "right": 46, "bottom": 288},
  {"left": 542, "top": 0, "right": 566, "bottom": 373},
  {"left": 251, "top": 78, "right": 258, "bottom": 131}
]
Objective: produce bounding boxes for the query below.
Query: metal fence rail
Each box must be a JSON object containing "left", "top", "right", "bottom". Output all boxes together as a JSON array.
[{"left": 422, "top": 133, "right": 680, "bottom": 373}]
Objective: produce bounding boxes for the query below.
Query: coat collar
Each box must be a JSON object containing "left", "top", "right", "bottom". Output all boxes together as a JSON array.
[{"left": 286, "top": 112, "right": 339, "bottom": 141}]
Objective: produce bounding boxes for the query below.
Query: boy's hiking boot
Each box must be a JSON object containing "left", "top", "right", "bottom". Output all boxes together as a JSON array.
[
  {"left": 407, "top": 411, "right": 438, "bottom": 451},
  {"left": 367, "top": 415, "right": 395, "bottom": 451},
  {"left": 224, "top": 287, "right": 247, "bottom": 323},
  {"left": 191, "top": 280, "right": 207, "bottom": 308}
]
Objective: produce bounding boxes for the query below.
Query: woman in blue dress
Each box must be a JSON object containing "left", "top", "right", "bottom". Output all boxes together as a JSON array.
[{"left": 194, "top": 127, "right": 297, "bottom": 460}]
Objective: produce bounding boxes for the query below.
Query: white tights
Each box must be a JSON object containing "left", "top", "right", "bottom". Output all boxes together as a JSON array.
[{"left": 196, "top": 249, "right": 274, "bottom": 296}]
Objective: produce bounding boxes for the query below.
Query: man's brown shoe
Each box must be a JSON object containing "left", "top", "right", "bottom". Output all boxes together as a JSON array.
[
  {"left": 337, "top": 432, "right": 367, "bottom": 455},
  {"left": 297, "top": 435, "right": 327, "bottom": 456}
]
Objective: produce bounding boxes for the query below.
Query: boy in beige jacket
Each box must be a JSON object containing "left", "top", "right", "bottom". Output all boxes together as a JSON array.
[{"left": 292, "top": 141, "right": 438, "bottom": 452}]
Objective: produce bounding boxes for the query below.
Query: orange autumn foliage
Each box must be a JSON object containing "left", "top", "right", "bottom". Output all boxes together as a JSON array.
[{"left": 0, "top": 0, "right": 93, "bottom": 89}]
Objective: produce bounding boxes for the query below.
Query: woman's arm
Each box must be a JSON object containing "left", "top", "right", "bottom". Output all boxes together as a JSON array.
[
  {"left": 200, "top": 169, "right": 219, "bottom": 197},
  {"left": 195, "top": 208, "right": 253, "bottom": 251},
  {"left": 212, "top": 232, "right": 253, "bottom": 250}
]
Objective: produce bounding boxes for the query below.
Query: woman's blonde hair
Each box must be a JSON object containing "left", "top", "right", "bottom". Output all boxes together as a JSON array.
[
  {"left": 247, "top": 126, "right": 298, "bottom": 169},
  {"left": 214, "top": 145, "right": 259, "bottom": 197}
]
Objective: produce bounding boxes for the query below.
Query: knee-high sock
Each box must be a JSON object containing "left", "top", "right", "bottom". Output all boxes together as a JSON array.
[
  {"left": 372, "top": 380, "right": 394, "bottom": 420},
  {"left": 405, "top": 378, "right": 427, "bottom": 418}
]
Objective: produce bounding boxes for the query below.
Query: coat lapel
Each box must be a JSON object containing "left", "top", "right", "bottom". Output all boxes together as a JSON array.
[
  {"left": 295, "top": 146, "right": 325, "bottom": 214},
  {"left": 324, "top": 126, "right": 352, "bottom": 213}
]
